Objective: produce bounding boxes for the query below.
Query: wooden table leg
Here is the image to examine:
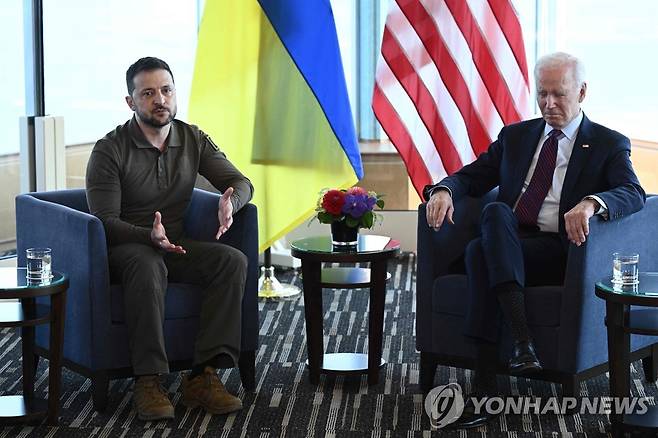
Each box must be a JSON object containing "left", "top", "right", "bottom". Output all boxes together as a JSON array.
[
  {"left": 368, "top": 259, "right": 388, "bottom": 385},
  {"left": 606, "top": 300, "right": 629, "bottom": 435},
  {"left": 47, "top": 291, "right": 66, "bottom": 425},
  {"left": 301, "top": 261, "right": 324, "bottom": 384},
  {"left": 21, "top": 299, "right": 36, "bottom": 403}
]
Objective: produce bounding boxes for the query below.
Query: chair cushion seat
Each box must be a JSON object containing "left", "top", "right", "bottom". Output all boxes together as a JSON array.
[
  {"left": 432, "top": 275, "right": 563, "bottom": 327},
  {"left": 111, "top": 284, "right": 203, "bottom": 323}
]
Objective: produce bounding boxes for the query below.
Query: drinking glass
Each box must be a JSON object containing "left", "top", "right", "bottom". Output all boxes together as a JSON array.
[
  {"left": 612, "top": 252, "right": 639, "bottom": 285},
  {"left": 26, "top": 247, "right": 52, "bottom": 282}
]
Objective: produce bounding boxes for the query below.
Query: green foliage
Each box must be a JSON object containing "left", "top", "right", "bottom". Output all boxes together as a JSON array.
[
  {"left": 345, "top": 216, "right": 359, "bottom": 228},
  {"left": 317, "top": 211, "right": 335, "bottom": 225},
  {"left": 360, "top": 210, "right": 374, "bottom": 228}
]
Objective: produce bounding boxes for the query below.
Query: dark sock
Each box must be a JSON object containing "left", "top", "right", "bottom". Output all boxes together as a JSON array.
[
  {"left": 190, "top": 353, "right": 235, "bottom": 379},
  {"left": 214, "top": 353, "right": 235, "bottom": 368},
  {"left": 473, "top": 340, "right": 498, "bottom": 397},
  {"left": 189, "top": 364, "right": 206, "bottom": 379},
  {"left": 495, "top": 281, "right": 530, "bottom": 343},
  {"left": 135, "top": 374, "right": 157, "bottom": 381}
]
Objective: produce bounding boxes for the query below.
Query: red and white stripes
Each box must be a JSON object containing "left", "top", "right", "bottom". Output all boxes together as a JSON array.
[{"left": 373, "top": 0, "right": 531, "bottom": 196}]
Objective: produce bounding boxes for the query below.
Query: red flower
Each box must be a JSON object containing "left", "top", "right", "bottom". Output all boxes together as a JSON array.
[{"left": 322, "top": 189, "right": 346, "bottom": 215}]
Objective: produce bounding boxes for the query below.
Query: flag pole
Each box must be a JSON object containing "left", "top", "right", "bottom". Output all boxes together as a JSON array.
[{"left": 258, "top": 247, "right": 301, "bottom": 299}]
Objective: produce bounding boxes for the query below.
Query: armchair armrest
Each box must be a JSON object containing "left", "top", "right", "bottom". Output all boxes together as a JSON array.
[
  {"left": 15, "top": 191, "right": 111, "bottom": 368},
  {"left": 416, "top": 189, "right": 497, "bottom": 349},
  {"left": 184, "top": 188, "right": 258, "bottom": 250},
  {"left": 558, "top": 196, "right": 658, "bottom": 370},
  {"left": 183, "top": 188, "right": 259, "bottom": 351}
]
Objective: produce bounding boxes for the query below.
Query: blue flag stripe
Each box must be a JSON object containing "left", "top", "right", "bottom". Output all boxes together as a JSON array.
[{"left": 257, "top": 0, "right": 363, "bottom": 179}]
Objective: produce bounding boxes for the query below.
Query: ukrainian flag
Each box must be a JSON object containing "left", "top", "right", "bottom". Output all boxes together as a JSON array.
[{"left": 189, "top": 0, "right": 362, "bottom": 252}]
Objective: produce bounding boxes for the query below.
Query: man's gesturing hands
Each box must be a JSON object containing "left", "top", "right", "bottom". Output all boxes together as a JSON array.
[
  {"left": 215, "top": 187, "right": 234, "bottom": 240},
  {"left": 151, "top": 211, "right": 186, "bottom": 254},
  {"left": 150, "top": 187, "right": 235, "bottom": 251}
]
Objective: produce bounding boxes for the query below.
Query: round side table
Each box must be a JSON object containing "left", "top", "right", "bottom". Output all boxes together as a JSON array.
[
  {"left": 291, "top": 234, "right": 400, "bottom": 385},
  {"left": 595, "top": 272, "right": 658, "bottom": 435},
  {"left": 0, "top": 268, "right": 68, "bottom": 424}
]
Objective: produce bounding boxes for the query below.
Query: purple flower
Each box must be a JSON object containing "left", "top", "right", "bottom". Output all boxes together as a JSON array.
[{"left": 342, "top": 193, "right": 376, "bottom": 218}]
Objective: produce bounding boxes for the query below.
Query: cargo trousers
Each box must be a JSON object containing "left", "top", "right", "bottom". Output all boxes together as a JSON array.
[{"left": 108, "top": 238, "right": 247, "bottom": 375}]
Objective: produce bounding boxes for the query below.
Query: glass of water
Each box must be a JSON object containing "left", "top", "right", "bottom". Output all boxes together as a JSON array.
[
  {"left": 26, "top": 247, "right": 52, "bottom": 282},
  {"left": 612, "top": 252, "right": 639, "bottom": 285}
]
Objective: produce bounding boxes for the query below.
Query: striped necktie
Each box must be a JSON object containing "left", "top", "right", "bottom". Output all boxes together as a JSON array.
[{"left": 515, "top": 129, "right": 562, "bottom": 227}]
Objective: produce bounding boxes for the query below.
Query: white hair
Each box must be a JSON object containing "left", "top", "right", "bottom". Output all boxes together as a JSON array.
[{"left": 534, "top": 52, "right": 586, "bottom": 86}]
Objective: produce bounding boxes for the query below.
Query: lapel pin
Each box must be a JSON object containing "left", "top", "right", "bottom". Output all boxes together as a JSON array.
[{"left": 582, "top": 144, "right": 590, "bottom": 148}]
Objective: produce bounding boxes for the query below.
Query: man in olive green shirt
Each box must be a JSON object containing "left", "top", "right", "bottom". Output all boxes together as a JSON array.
[{"left": 86, "top": 57, "right": 253, "bottom": 421}]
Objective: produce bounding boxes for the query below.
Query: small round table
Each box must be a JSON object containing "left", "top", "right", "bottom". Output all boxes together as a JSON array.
[
  {"left": 0, "top": 268, "right": 68, "bottom": 424},
  {"left": 595, "top": 272, "right": 658, "bottom": 435},
  {"left": 290, "top": 234, "right": 400, "bottom": 385}
]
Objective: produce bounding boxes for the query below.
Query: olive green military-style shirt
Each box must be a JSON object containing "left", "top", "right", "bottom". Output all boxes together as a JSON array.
[{"left": 86, "top": 117, "right": 254, "bottom": 247}]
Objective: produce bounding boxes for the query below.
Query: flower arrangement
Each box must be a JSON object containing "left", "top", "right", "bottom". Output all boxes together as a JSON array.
[{"left": 315, "top": 186, "right": 385, "bottom": 229}]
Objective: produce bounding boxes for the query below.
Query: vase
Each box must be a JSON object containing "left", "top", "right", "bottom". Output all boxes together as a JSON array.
[{"left": 330, "top": 221, "right": 358, "bottom": 247}]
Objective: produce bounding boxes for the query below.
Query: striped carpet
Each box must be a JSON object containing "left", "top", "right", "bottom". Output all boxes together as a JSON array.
[{"left": 0, "top": 253, "right": 654, "bottom": 437}]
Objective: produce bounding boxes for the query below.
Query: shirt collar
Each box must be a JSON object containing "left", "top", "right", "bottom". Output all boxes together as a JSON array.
[
  {"left": 544, "top": 110, "right": 583, "bottom": 141},
  {"left": 128, "top": 116, "right": 182, "bottom": 149}
]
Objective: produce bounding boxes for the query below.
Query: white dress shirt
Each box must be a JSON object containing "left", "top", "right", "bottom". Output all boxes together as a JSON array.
[{"left": 514, "top": 111, "right": 606, "bottom": 232}]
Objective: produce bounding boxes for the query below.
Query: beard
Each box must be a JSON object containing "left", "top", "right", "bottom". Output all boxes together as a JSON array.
[{"left": 135, "top": 105, "right": 177, "bottom": 128}]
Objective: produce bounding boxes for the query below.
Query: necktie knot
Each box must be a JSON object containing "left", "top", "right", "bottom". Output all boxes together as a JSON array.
[{"left": 549, "top": 129, "right": 562, "bottom": 140}]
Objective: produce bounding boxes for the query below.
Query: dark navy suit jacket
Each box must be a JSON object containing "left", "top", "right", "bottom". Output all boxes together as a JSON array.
[{"left": 423, "top": 115, "right": 646, "bottom": 238}]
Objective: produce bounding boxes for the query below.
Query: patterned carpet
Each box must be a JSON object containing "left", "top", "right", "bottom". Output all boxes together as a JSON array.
[{"left": 0, "top": 253, "right": 655, "bottom": 437}]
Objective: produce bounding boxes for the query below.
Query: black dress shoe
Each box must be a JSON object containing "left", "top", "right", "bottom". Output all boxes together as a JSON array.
[
  {"left": 509, "top": 340, "right": 543, "bottom": 375},
  {"left": 448, "top": 394, "right": 500, "bottom": 429}
]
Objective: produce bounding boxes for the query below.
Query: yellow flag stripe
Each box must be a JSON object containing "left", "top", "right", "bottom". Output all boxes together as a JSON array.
[{"left": 190, "top": 2, "right": 358, "bottom": 252}]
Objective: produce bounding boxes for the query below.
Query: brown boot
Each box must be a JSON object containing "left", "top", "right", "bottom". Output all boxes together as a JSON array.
[
  {"left": 182, "top": 366, "right": 242, "bottom": 414},
  {"left": 133, "top": 375, "right": 175, "bottom": 421}
]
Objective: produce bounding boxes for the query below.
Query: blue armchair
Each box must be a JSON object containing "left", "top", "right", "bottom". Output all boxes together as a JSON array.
[
  {"left": 416, "top": 191, "right": 658, "bottom": 394},
  {"left": 15, "top": 188, "right": 259, "bottom": 411}
]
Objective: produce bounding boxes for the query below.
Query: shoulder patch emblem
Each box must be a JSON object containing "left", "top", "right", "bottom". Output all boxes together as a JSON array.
[{"left": 206, "top": 135, "right": 220, "bottom": 152}]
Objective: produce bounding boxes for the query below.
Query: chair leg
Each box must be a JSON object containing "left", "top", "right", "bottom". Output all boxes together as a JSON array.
[
  {"left": 561, "top": 375, "right": 579, "bottom": 398},
  {"left": 561, "top": 375, "right": 581, "bottom": 415},
  {"left": 238, "top": 350, "right": 256, "bottom": 390},
  {"left": 419, "top": 352, "right": 438, "bottom": 393},
  {"left": 33, "top": 353, "right": 40, "bottom": 377},
  {"left": 91, "top": 371, "right": 110, "bottom": 412},
  {"left": 642, "top": 343, "right": 658, "bottom": 383}
]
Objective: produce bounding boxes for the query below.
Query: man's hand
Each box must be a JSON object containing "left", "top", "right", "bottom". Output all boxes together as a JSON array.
[
  {"left": 151, "top": 211, "right": 186, "bottom": 254},
  {"left": 216, "top": 187, "right": 234, "bottom": 239},
  {"left": 426, "top": 189, "right": 455, "bottom": 231},
  {"left": 564, "top": 199, "right": 599, "bottom": 246}
]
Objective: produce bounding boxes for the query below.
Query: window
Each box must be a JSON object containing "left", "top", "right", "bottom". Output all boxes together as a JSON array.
[
  {"left": 43, "top": 0, "right": 199, "bottom": 146},
  {"left": 0, "top": 3, "right": 25, "bottom": 156},
  {"left": 0, "top": 2, "right": 25, "bottom": 254},
  {"left": 549, "top": 0, "right": 658, "bottom": 143}
]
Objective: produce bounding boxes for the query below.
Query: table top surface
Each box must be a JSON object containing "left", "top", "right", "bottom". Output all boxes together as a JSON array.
[
  {"left": 290, "top": 234, "right": 400, "bottom": 256},
  {"left": 596, "top": 272, "right": 658, "bottom": 301},
  {"left": 0, "top": 267, "right": 67, "bottom": 293}
]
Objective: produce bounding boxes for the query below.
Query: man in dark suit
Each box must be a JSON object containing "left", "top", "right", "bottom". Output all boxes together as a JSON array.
[{"left": 423, "top": 52, "right": 645, "bottom": 427}]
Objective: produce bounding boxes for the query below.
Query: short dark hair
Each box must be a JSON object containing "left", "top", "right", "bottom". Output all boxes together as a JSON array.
[{"left": 126, "top": 57, "right": 175, "bottom": 95}]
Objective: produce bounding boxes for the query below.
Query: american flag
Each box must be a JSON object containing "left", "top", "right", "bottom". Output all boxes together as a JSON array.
[{"left": 372, "top": 0, "right": 531, "bottom": 196}]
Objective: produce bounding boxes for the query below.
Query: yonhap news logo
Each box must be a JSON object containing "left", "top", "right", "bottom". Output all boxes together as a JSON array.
[
  {"left": 424, "top": 383, "right": 465, "bottom": 428},
  {"left": 424, "top": 383, "right": 653, "bottom": 429}
]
